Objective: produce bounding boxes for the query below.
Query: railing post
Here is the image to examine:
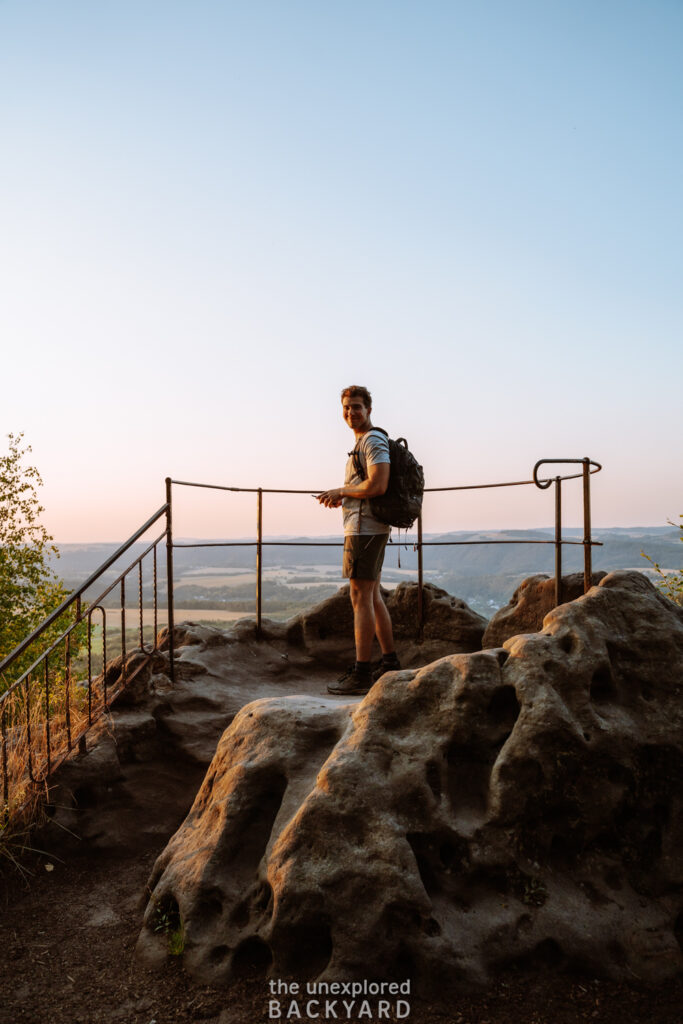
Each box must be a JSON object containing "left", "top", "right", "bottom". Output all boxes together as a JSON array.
[
  {"left": 165, "top": 477, "right": 175, "bottom": 683},
  {"left": 138, "top": 561, "right": 144, "bottom": 650},
  {"left": 153, "top": 544, "right": 159, "bottom": 650},
  {"left": 73, "top": 595, "right": 81, "bottom": 748},
  {"left": 256, "top": 488, "right": 263, "bottom": 636},
  {"left": 25, "top": 678, "right": 35, "bottom": 779},
  {"left": 65, "top": 630, "right": 72, "bottom": 749},
  {"left": 582, "top": 457, "right": 593, "bottom": 593},
  {"left": 1, "top": 705, "right": 8, "bottom": 807},
  {"left": 554, "top": 476, "right": 562, "bottom": 606},
  {"left": 44, "top": 656, "right": 51, "bottom": 777},
  {"left": 417, "top": 513, "right": 424, "bottom": 642},
  {"left": 120, "top": 578, "right": 127, "bottom": 690}
]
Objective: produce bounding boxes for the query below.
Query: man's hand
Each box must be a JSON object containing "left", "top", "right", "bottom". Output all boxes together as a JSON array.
[{"left": 317, "top": 488, "right": 344, "bottom": 508}]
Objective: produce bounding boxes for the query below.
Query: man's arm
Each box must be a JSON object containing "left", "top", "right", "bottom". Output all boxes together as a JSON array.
[{"left": 317, "top": 462, "right": 389, "bottom": 508}]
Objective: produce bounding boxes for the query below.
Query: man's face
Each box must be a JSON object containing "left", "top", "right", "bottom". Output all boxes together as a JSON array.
[{"left": 342, "top": 395, "right": 372, "bottom": 433}]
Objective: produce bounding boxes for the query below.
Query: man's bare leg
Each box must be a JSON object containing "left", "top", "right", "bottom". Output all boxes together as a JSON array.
[
  {"left": 329, "top": 577, "right": 398, "bottom": 694},
  {"left": 350, "top": 579, "right": 396, "bottom": 661},
  {"left": 373, "top": 581, "right": 395, "bottom": 655},
  {"left": 349, "top": 578, "right": 376, "bottom": 662}
]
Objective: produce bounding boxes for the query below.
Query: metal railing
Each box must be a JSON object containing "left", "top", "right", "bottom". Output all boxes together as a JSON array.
[
  {"left": 0, "top": 503, "right": 171, "bottom": 819},
  {"left": 1, "top": 456, "right": 601, "bottom": 819},
  {"left": 169, "top": 456, "right": 602, "bottom": 642}
]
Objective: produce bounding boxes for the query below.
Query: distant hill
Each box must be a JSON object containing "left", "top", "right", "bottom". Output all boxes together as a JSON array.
[
  {"left": 50, "top": 527, "right": 680, "bottom": 618},
  {"left": 51, "top": 526, "right": 680, "bottom": 579}
]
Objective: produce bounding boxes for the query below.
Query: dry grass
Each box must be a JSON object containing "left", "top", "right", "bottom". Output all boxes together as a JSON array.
[{"left": 1, "top": 660, "right": 109, "bottom": 830}]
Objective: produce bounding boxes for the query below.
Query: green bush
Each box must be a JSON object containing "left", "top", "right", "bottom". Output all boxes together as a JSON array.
[
  {"left": 642, "top": 515, "right": 683, "bottom": 607},
  {"left": 1, "top": 433, "right": 89, "bottom": 694}
]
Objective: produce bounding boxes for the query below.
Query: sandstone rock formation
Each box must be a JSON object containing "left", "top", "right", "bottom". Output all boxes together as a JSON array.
[
  {"left": 482, "top": 571, "right": 607, "bottom": 649},
  {"left": 137, "top": 572, "right": 683, "bottom": 991},
  {"left": 46, "top": 584, "right": 484, "bottom": 851},
  {"left": 290, "top": 580, "right": 486, "bottom": 667}
]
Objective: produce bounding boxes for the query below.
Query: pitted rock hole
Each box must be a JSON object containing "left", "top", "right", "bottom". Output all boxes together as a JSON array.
[
  {"left": 307, "top": 723, "right": 344, "bottom": 750},
  {"left": 394, "top": 945, "right": 416, "bottom": 984},
  {"left": 446, "top": 741, "right": 492, "bottom": 816},
  {"left": 253, "top": 880, "right": 273, "bottom": 914},
  {"left": 607, "top": 763, "right": 634, "bottom": 788},
  {"left": 194, "top": 889, "right": 224, "bottom": 927},
  {"left": 276, "top": 919, "right": 333, "bottom": 979},
  {"left": 487, "top": 685, "right": 519, "bottom": 724},
  {"left": 558, "top": 633, "right": 575, "bottom": 655},
  {"left": 516, "top": 913, "right": 533, "bottom": 934},
  {"left": 674, "top": 911, "right": 683, "bottom": 954},
  {"left": 439, "top": 836, "right": 468, "bottom": 871},
  {"left": 499, "top": 938, "right": 563, "bottom": 973},
  {"left": 608, "top": 940, "right": 627, "bottom": 966},
  {"left": 425, "top": 760, "right": 442, "bottom": 799},
  {"left": 642, "top": 827, "right": 663, "bottom": 862},
  {"left": 380, "top": 901, "right": 422, "bottom": 940},
  {"left": 230, "top": 900, "right": 250, "bottom": 929},
  {"left": 231, "top": 936, "right": 273, "bottom": 977},
  {"left": 231, "top": 881, "right": 273, "bottom": 928},
  {"left": 591, "top": 665, "right": 616, "bottom": 703},
  {"left": 604, "top": 867, "right": 623, "bottom": 891},
  {"left": 581, "top": 881, "right": 611, "bottom": 908},
  {"left": 225, "top": 771, "right": 287, "bottom": 871},
  {"left": 550, "top": 823, "right": 586, "bottom": 865},
  {"left": 407, "top": 834, "right": 439, "bottom": 895},
  {"left": 532, "top": 938, "right": 563, "bottom": 967},
  {"left": 407, "top": 833, "right": 469, "bottom": 897}
]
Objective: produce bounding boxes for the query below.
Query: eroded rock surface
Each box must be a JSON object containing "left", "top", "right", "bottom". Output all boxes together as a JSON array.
[
  {"left": 482, "top": 571, "right": 607, "bottom": 649},
  {"left": 45, "top": 584, "right": 483, "bottom": 851},
  {"left": 137, "top": 572, "right": 683, "bottom": 991}
]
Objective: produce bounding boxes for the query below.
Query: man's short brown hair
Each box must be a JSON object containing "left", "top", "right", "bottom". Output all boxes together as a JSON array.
[{"left": 340, "top": 385, "right": 372, "bottom": 408}]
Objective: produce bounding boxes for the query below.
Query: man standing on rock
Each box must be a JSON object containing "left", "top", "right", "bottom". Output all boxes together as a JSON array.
[{"left": 317, "top": 385, "right": 401, "bottom": 695}]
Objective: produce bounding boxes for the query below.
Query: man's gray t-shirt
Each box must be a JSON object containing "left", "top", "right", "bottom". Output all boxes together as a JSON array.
[{"left": 342, "top": 429, "right": 391, "bottom": 536}]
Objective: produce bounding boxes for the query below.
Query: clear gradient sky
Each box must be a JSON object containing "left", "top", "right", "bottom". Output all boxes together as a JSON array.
[{"left": 2, "top": 1, "right": 681, "bottom": 543}]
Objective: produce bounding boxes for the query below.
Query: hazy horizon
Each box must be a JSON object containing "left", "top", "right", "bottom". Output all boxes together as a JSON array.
[{"left": 51, "top": 523, "right": 677, "bottom": 547}]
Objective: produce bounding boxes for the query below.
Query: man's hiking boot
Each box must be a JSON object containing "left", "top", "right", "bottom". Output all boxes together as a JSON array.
[
  {"left": 372, "top": 654, "right": 402, "bottom": 683},
  {"left": 327, "top": 666, "right": 372, "bottom": 696}
]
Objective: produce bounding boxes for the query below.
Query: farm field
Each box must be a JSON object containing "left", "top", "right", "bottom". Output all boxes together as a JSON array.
[{"left": 98, "top": 607, "right": 249, "bottom": 627}]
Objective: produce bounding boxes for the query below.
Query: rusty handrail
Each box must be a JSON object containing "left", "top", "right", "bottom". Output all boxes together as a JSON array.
[
  {"left": 533, "top": 457, "right": 602, "bottom": 489},
  {"left": 168, "top": 458, "right": 602, "bottom": 637},
  {"left": 1, "top": 503, "right": 172, "bottom": 817},
  {"left": 0, "top": 504, "right": 169, "bottom": 681},
  {"left": 533, "top": 458, "right": 602, "bottom": 596}
]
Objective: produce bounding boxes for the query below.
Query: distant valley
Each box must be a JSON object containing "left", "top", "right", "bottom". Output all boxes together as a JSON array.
[{"left": 51, "top": 526, "right": 680, "bottom": 620}]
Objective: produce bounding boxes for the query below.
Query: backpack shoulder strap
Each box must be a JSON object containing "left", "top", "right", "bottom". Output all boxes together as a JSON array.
[{"left": 350, "top": 427, "right": 390, "bottom": 480}]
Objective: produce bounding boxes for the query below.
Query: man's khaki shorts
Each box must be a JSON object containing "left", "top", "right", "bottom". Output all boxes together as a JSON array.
[{"left": 342, "top": 533, "right": 389, "bottom": 580}]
